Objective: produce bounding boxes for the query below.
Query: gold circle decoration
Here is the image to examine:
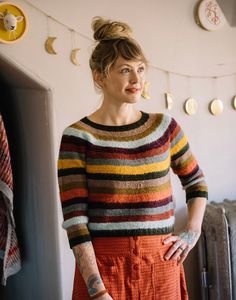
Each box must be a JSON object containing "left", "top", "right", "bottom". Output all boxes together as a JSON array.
[
  {"left": 184, "top": 98, "right": 198, "bottom": 115},
  {"left": 0, "top": 2, "right": 28, "bottom": 44},
  {"left": 209, "top": 98, "right": 223, "bottom": 115},
  {"left": 232, "top": 96, "right": 236, "bottom": 110}
]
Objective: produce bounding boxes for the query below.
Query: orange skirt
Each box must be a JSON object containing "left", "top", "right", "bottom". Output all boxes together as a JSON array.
[{"left": 72, "top": 234, "right": 189, "bottom": 300}]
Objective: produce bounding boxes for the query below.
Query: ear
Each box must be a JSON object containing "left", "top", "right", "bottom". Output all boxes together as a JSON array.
[
  {"left": 93, "top": 70, "right": 106, "bottom": 88},
  {"left": 16, "top": 16, "right": 24, "bottom": 22}
]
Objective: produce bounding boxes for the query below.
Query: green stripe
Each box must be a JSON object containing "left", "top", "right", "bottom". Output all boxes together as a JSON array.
[{"left": 90, "top": 227, "right": 174, "bottom": 237}]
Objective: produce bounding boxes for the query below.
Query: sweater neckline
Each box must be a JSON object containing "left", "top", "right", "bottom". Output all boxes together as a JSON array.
[{"left": 81, "top": 111, "right": 149, "bottom": 132}]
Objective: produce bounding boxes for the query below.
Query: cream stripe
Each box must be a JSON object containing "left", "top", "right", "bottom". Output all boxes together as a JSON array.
[
  {"left": 88, "top": 202, "right": 174, "bottom": 217},
  {"left": 62, "top": 216, "right": 89, "bottom": 229},
  {"left": 88, "top": 216, "right": 175, "bottom": 231},
  {"left": 87, "top": 173, "right": 170, "bottom": 188}
]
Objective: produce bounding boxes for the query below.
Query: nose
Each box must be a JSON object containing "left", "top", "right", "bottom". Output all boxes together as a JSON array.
[{"left": 129, "top": 70, "right": 139, "bottom": 83}]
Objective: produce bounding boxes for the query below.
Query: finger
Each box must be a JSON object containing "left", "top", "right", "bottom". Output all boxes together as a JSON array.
[
  {"left": 178, "top": 246, "right": 189, "bottom": 265},
  {"left": 163, "top": 235, "right": 180, "bottom": 245},
  {"left": 169, "top": 248, "right": 183, "bottom": 260},
  {"left": 164, "top": 241, "right": 183, "bottom": 260}
]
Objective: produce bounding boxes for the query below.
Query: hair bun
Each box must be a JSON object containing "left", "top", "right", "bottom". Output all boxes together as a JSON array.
[{"left": 91, "top": 16, "right": 132, "bottom": 41}]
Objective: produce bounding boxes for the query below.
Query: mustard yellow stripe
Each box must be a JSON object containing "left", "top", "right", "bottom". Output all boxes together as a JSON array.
[
  {"left": 87, "top": 155, "right": 170, "bottom": 174},
  {"left": 91, "top": 181, "right": 171, "bottom": 194},
  {"left": 171, "top": 135, "right": 188, "bottom": 156},
  {"left": 58, "top": 159, "right": 85, "bottom": 169}
]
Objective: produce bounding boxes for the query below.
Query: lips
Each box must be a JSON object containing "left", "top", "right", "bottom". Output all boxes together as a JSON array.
[{"left": 126, "top": 88, "right": 140, "bottom": 93}]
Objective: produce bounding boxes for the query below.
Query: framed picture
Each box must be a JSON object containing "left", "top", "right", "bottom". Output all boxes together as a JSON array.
[
  {"left": 196, "top": 0, "right": 226, "bottom": 31},
  {"left": 0, "top": 2, "right": 28, "bottom": 44}
]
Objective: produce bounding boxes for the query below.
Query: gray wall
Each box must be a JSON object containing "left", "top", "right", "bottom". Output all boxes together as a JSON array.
[{"left": 0, "top": 87, "right": 61, "bottom": 299}]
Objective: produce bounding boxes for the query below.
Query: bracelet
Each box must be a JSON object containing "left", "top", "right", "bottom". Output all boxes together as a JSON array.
[{"left": 90, "top": 289, "right": 108, "bottom": 299}]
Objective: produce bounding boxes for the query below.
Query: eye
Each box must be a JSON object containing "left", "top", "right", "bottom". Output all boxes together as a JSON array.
[
  {"left": 120, "top": 68, "right": 130, "bottom": 74},
  {"left": 138, "top": 66, "right": 145, "bottom": 73}
]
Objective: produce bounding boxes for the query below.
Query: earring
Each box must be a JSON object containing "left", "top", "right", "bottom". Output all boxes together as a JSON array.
[{"left": 141, "top": 82, "right": 151, "bottom": 99}]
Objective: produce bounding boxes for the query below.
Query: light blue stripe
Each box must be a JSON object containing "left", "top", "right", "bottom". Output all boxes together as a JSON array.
[
  {"left": 171, "top": 128, "right": 185, "bottom": 148},
  {"left": 60, "top": 151, "right": 85, "bottom": 160},
  {"left": 86, "top": 151, "right": 170, "bottom": 166},
  {"left": 65, "top": 115, "right": 171, "bottom": 149}
]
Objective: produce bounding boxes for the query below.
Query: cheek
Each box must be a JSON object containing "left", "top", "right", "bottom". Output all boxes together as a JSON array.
[{"left": 141, "top": 77, "right": 146, "bottom": 88}]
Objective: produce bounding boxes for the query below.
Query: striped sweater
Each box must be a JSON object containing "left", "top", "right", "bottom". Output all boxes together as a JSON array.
[{"left": 58, "top": 112, "right": 208, "bottom": 248}]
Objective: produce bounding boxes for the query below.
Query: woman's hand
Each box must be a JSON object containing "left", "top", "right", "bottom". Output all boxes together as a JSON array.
[{"left": 162, "top": 229, "right": 201, "bottom": 265}]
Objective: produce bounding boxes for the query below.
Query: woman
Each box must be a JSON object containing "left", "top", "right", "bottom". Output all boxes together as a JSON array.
[{"left": 58, "top": 17, "right": 208, "bottom": 300}]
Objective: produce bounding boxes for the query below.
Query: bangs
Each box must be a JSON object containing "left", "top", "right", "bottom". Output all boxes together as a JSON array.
[
  {"left": 90, "top": 38, "right": 148, "bottom": 76},
  {"left": 118, "top": 39, "right": 146, "bottom": 62},
  {"left": 104, "top": 39, "right": 147, "bottom": 75}
]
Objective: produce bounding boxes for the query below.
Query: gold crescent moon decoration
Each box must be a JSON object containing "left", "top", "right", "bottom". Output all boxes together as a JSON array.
[
  {"left": 70, "top": 48, "right": 80, "bottom": 66},
  {"left": 232, "top": 96, "right": 236, "bottom": 110},
  {"left": 141, "top": 82, "right": 151, "bottom": 99},
  {"left": 45, "top": 36, "right": 57, "bottom": 54},
  {"left": 165, "top": 92, "right": 174, "bottom": 110},
  {"left": 209, "top": 98, "right": 223, "bottom": 115},
  {"left": 184, "top": 97, "right": 198, "bottom": 115}
]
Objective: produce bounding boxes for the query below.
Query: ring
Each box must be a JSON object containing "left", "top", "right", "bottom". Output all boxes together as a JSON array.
[{"left": 179, "top": 246, "right": 184, "bottom": 251}]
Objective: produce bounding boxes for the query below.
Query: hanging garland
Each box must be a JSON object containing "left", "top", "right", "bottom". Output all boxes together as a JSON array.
[{"left": 3, "top": 0, "right": 236, "bottom": 116}]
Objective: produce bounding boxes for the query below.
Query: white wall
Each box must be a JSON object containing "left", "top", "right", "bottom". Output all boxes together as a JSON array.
[{"left": 0, "top": 1, "right": 236, "bottom": 299}]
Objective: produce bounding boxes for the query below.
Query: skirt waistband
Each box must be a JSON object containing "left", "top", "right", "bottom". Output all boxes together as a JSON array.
[{"left": 92, "top": 234, "right": 172, "bottom": 254}]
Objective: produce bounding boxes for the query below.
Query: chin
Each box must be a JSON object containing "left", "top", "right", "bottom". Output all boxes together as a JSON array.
[
  {"left": 124, "top": 98, "right": 140, "bottom": 104},
  {"left": 124, "top": 95, "right": 141, "bottom": 103}
]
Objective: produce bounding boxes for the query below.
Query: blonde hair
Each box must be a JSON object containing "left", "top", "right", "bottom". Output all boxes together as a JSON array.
[{"left": 89, "top": 17, "right": 148, "bottom": 76}]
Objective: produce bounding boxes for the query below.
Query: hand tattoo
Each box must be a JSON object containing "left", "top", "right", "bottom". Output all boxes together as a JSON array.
[
  {"left": 87, "top": 274, "right": 102, "bottom": 296},
  {"left": 179, "top": 230, "right": 198, "bottom": 245}
]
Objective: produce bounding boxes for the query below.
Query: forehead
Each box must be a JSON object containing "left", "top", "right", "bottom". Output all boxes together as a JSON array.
[{"left": 113, "top": 56, "right": 145, "bottom": 68}]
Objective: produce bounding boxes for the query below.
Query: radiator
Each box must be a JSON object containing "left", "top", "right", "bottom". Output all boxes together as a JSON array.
[{"left": 197, "top": 200, "right": 236, "bottom": 300}]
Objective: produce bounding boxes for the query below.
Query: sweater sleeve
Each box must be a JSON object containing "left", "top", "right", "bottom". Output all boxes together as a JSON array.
[
  {"left": 169, "top": 117, "right": 208, "bottom": 203},
  {"left": 57, "top": 126, "right": 91, "bottom": 248}
]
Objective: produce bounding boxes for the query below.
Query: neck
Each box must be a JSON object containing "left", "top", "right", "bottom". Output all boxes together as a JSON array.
[{"left": 88, "top": 103, "right": 141, "bottom": 126}]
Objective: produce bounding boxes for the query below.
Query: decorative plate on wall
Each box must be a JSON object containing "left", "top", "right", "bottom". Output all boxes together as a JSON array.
[
  {"left": 196, "top": 0, "right": 226, "bottom": 31},
  {"left": 0, "top": 2, "right": 28, "bottom": 44}
]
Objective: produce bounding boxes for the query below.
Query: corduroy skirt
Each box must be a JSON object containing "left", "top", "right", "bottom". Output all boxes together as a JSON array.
[{"left": 72, "top": 234, "right": 189, "bottom": 300}]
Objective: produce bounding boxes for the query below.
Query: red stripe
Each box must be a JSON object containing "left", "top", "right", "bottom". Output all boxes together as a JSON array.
[{"left": 90, "top": 210, "right": 174, "bottom": 223}]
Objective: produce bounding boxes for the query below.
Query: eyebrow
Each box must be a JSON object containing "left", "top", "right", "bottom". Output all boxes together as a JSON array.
[{"left": 117, "top": 62, "right": 145, "bottom": 68}]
